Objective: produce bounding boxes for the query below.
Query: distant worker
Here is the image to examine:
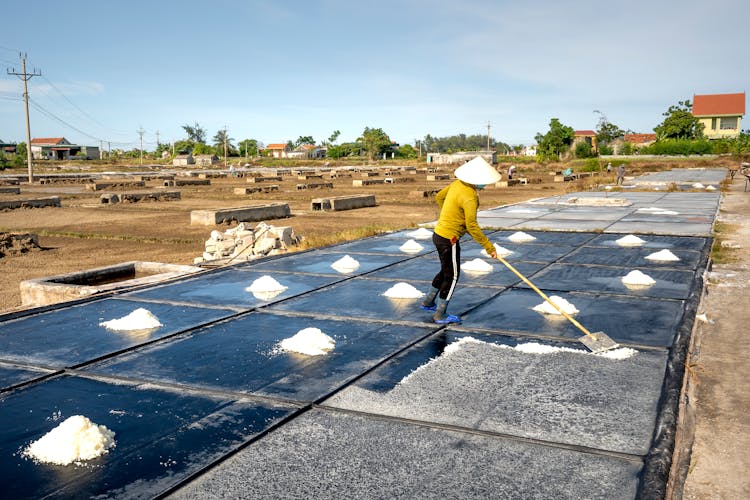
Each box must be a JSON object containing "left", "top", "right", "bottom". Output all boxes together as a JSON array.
[
  {"left": 616, "top": 163, "right": 626, "bottom": 185},
  {"left": 508, "top": 164, "right": 516, "bottom": 180},
  {"left": 421, "top": 157, "right": 501, "bottom": 324}
]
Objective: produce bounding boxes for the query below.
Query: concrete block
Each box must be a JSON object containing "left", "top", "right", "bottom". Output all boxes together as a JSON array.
[
  {"left": 427, "top": 174, "right": 451, "bottom": 181},
  {"left": 311, "top": 194, "right": 377, "bottom": 211},
  {"left": 0, "top": 186, "right": 21, "bottom": 194},
  {"left": 190, "top": 203, "right": 291, "bottom": 225},
  {"left": 0, "top": 196, "right": 61, "bottom": 210}
]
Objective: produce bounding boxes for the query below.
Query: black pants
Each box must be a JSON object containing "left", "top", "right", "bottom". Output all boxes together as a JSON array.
[{"left": 431, "top": 233, "right": 460, "bottom": 301}]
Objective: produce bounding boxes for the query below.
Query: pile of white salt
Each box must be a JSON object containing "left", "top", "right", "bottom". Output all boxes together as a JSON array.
[
  {"left": 99, "top": 308, "right": 163, "bottom": 331},
  {"left": 532, "top": 295, "right": 579, "bottom": 315},
  {"left": 621, "top": 269, "right": 656, "bottom": 287},
  {"left": 692, "top": 182, "right": 705, "bottom": 189},
  {"left": 508, "top": 231, "right": 536, "bottom": 243},
  {"left": 705, "top": 185, "right": 717, "bottom": 191},
  {"left": 331, "top": 255, "right": 360, "bottom": 273},
  {"left": 278, "top": 327, "right": 335, "bottom": 356},
  {"left": 481, "top": 243, "right": 512, "bottom": 257},
  {"left": 245, "top": 275, "right": 287, "bottom": 293},
  {"left": 382, "top": 282, "right": 425, "bottom": 299},
  {"left": 645, "top": 249, "right": 680, "bottom": 262},
  {"left": 461, "top": 258, "right": 494, "bottom": 273},
  {"left": 399, "top": 239, "right": 424, "bottom": 253},
  {"left": 615, "top": 234, "right": 646, "bottom": 247},
  {"left": 406, "top": 227, "right": 433, "bottom": 239},
  {"left": 23, "top": 415, "right": 116, "bottom": 465}
]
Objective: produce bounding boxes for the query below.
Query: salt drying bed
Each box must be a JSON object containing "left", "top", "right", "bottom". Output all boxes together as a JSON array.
[{"left": 0, "top": 189, "right": 719, "bottom": 498}]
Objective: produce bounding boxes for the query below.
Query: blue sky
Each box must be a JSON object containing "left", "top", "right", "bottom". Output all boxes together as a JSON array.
[{"left": 1, "top": 0, "right": 747, "bottom": 150}]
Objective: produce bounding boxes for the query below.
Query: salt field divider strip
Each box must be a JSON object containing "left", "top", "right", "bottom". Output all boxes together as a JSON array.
[{"left": 315, "top": 405, "right": 645, "bottom": 464}]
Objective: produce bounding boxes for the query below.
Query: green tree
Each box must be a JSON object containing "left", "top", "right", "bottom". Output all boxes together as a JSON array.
[
  {"left": 294, "top": 136, "right": 315, "bottom": 148},
  {"left": 173, "top": 140, "right": 195, "bottom": 155},
  {"left": 593, "top": 110, "right": 624, "bottom": 146},
  {"left": 182, "top": 122, "right": 207, "bottom": 143},
  {"left": 328, "top": 130, "right": 341, "bottom": 145},
  {"left": 397, "top": 144, "right": 418, "bottom": 159},
  {"left": 213, "top": 129, "right": 236, "bottom": 156},
  {"left": 193, "top": 143, "right": 214, "bottom": 155},
  {"left": 16, "top": 142, "right": 27, "bottom": 157},
  {"left": 535, "top": 118, "right": 575, "bottom": 161},
  {"left": 653, "top": 100, "right": 704, "bottom": 140},
  {"left": 359, "top": 127, "right": 392, "bottom": 160},
  {"left": 239, "top": 139, "right": 259, "bottom": 158},
  {"left": 575, "top": 141, "right": 595, "bottom": 158}
]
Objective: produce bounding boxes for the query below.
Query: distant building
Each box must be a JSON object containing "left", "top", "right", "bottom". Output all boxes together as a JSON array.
[
  {"left": 173, "top": 153, "right": 195, "bottom": 166},
  {"left": 265, "top": 143, "right": 290, "bottom": 158},
  {"left": 286, "top": 144, "right": 325, "bottom": 159},
  {"left": 522, "top": 145, "right": 537, "bottom": 157},
  {"left": 0, "top": 141, "right": 16, "bottom": 156},
  {"left": 195, "top": 154, "right": 219, "bottom": 166},
  {"left": 692, "top": 92, "right": 746, "bottom": 139},
  {"left": 623, "top": 133, "right": 657, "bottom": 145},
  {"left": 573, "top": 130, "right": 598, "bottom": 153},
  {"left": 426, "top": 151, "right": 497, "bottom": 165},
  {"left": 30, "top": 137, "right": 99, "bottom": 160}
]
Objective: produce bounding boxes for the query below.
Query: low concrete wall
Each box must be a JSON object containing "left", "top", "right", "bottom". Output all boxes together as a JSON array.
[
  {"left": 190, "top": 203, "right": 291, "bottom": 225},
  {"left": 100, "top": 191, "right": 181, "bottom": 204},
  {"left": 165, "top": 179, "right": 211, "bottom": 187},
  {"left": 247, "top": 176, "right": 282, "bottom": 183},
  {"left": 0, "top": 187, "right": 21, "bottom": 194},
  {"left": 352, "top": 179, "right": 385, "bottom": 186},
  {"left": 86, "top": 181, "right": 146, "bottom": 191},
  {"left": 234, "top": 185, "right": 279, "bottom": 195},
  {"left": 0, "top": 196, "right": 61, "bottom": 210},
  {"left": 19, "top": 261, "right": 203, "bottom": 307},
  {"left": 296, "top": 182, "right": 333, "bottom": 190},
  {"left": 311, "top": 194, "right": 376, "bottom": 211}
]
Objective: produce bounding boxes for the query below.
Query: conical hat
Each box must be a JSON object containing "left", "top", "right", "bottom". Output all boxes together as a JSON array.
[{"left": 454, "top": 157, "right": 501, "bottom": 185}]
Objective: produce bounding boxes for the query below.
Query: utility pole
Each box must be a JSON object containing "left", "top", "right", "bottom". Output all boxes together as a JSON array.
[
  {"left": 7, "top": 54, "right": 41, "bottom": 184},
  {"left": 137, "top": 126, "right": 144, "bottom": 165},
  {"left": 223, "top": 125, "right": 228, "bottom": 169},
  {"left": 486, "top": 121, "right": 491, "bottom": 151},
  {"left": 155, "top": 130, "right": 160, "bottom": 147}
]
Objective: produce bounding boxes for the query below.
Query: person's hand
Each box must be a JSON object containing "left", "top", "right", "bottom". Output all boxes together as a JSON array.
[{"left": 490, "top": 251, "right": 498, "bottom": 259}]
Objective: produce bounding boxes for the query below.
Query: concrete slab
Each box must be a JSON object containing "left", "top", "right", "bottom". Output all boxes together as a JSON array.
[
  {"left": 522, "top": 263, "right": 696, "bottom": 299},
  {"left": 0, "top": 374, "right": 297, "bottom": 499},
  {"left": 561, "top": 246, "right": 704, "bottom": 270},
  {"left": 268, "top": 277, "right": 503, "bottom": 323},
  {"left": 461, "top": 241, "right": 579, "bottom": 263},
  {"left": 0, "top": 298, "right": 235, "bottom": 367},
  {"left": 466, "top": 288, "right": 685, "bottom": 347},
  {"left": 85, "top": 312, "right": 436, "bottom": 402},
  {"left": 492, "top": 230, "right": 599, "bottom": 246},
  {"left": 367, "top": 254, "right": 546, "bottom": 287},
  {"left": 326, "top": 332, "right": 668, "bottom": 455},
  {"left": 126, "top": 268, "right": 342, "bottom": 309},
  {"left": 587, "top": 234, "right": 709, "bottom": 251},
  {"left": 247, "top": 249, "right": 407, "bottom": 276},
  {"left": 190, "top": 203, "right": 290, "bottom": 225},
  {"left": 169, "top": 409, "right": 642, "bottom": 499},
  {"left": 474, "top": 216, "right": 533, "bottom": 228},
  {"left": 325, "top": 237, "right": 435, "bottom": 256},
  {"left": 604, "top": 221, "right": 714, "bottom": 237},
  {"left": 510, "top": 218, "right": 616, "bottom": 232}
]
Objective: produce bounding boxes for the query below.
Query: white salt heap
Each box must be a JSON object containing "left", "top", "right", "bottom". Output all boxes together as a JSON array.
[
  {"left": 532, "top": 295, "right": 579, "bottom": 315},
  {"left": 382, "top": 282, "right": 425, "bottom": 299},
  {"left": 706, "top": 185, "right": 716, "bottom": 191},
  {"left": 331, "top": 255, "right": 360, "bottom": 273},
  {"left": 692, "top": 182, "right": 705, "bottom": 189},
  {"left": 645, "top": 249, "right": 680, "bottom": 262},
  {"left": 461, "top": 258, "right": 494, "bottom": 273},
  {"left": 508, "top": 231, "right": 536, "bottom": 242},
  {"left": 245, "top": 275, "right": 287, "bottom": 293},
  {"left": 24, "top": 415, "right": 116, "bottom": 465},
  {"left": 443, "top": 337, "right": 638, "bottom": 363},
  {"left": 99, "top": 308, "right": 162, "bottom": 331},
  {"left": 621, "top": 270, "right": 656, "bottom": 286},
  {"left": 637, "top": 207, "right": 679, "bottom": 216},
  {"left": 615, "top": 234, "right": 646, "bottom": 247},
  {"left": 278, "top": 327, "right": 335, "bottom": 356},
  {"left": 481, "top": 243, "right": 512, "bottom": 257},
  {"left": 406, "top": 227, "right": 433, "bottom": 239},
  {"left": 399, "top": 239, "right": 424, "bottom": 253}
]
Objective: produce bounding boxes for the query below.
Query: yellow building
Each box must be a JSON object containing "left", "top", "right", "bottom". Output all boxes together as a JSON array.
[{"left": 692, "top": 92, "right": 746, "bottom": 139}]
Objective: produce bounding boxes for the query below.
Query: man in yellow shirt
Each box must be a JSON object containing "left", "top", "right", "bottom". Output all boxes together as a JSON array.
[{"left": 421, "top": 157, "right": 501, "bottom": 323}]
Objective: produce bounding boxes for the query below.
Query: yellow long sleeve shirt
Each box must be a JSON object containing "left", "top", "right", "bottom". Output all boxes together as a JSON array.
[{"left": 434, "top": 180, "right": 494, "bottom": 255}]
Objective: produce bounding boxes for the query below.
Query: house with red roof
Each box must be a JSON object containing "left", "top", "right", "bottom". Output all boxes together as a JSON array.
[
  {"left": 573, "top": 130, "right": 598, "bottom": 154},
  {"left": 264, "top": 143, "right": 290, "bottom": 159},
  {"left": 692, "top": 92, "right": 745, "bottom": 139}
]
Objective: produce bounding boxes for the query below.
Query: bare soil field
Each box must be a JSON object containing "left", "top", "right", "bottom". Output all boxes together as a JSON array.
[{"left": 0, "top": 157, "right": 733, "bottom": 314}]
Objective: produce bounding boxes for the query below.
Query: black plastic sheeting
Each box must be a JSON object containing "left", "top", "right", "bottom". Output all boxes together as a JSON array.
[{"left": 0, "top": 230, "right": 712, "bottom": 498}]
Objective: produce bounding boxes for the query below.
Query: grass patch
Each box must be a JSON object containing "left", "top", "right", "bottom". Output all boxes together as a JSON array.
[
  {"left": 298, "top": 224, "right": 407, "bottom": 249},
  {"left": 30, "top": 229, "right": 198, "bottom": 245},
  {"left": 710, "top": 221, "right": 740, "bottom": 264}
]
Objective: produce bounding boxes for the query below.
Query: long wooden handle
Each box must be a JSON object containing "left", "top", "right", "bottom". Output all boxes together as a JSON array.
[{"left": 496, "top": 255, "right": 596, "bottom": 340}]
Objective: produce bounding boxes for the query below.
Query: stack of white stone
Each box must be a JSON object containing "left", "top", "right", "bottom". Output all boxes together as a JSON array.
[{"left": 196, "top": 222, "right": 299, "bottom": 264}]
